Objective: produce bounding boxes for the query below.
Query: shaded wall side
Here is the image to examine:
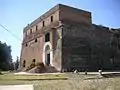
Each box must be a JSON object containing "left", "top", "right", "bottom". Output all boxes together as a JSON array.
[{"left": 62, "top": 23, "right": 111, "bottom": 71}]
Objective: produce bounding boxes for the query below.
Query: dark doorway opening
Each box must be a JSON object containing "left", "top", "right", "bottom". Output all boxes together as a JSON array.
[
  {"left": 46, "top": 54, "right": 50, "bottom": 66},
  {"left": 23, "top": 60, "right": 26, "bottom": 67}
]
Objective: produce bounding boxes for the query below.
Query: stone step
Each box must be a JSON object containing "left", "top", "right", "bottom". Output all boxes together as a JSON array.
[{"left": 27, "top": 66, "right": 58, "bottom": 73}]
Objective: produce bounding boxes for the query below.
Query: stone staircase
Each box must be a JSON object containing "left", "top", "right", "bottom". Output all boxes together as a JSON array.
[
  {"left": 45, "top": 66, "right": 58, "bottom": 73},
  {"left": 27, "top": 66, "right": 58, "bottom": 73}
]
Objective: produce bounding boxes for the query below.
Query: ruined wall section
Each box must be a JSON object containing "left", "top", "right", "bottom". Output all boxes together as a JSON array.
[
  {"left": 62, "top": 23, "right": 92, "bottom": 71},
  {"left": 62, "top": 22, "right": 111, "bottom": 71}
]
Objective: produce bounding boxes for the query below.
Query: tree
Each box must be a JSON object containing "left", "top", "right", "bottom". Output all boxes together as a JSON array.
[
  {"left": 0, "top": 41, "right": 12, "bottom": 71},
  {"left": 9, "top": 61, "right": 15, "bottom": 71},
  {"left": 15, "top": 56, "right": 19, "bottom": 70}
]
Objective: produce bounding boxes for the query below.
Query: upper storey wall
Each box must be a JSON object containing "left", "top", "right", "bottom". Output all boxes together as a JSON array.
[
  {"left": 23, "top": 5, "right": 60, "bottom": 40},
  {"left": 23, "top": 4, "right": 92, "bottom": 40},
  {"left": 23, "top": 10, "right": 59, "bottom": 37},
  {"left": 59, "top": 4, "right": 92, "bottom": 24}
]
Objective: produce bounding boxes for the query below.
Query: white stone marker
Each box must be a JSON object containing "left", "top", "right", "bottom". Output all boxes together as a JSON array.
[
  {"left": 98, "top": 70, "right": 102, "bottom": 75},
  {"left": 0, "top": 85, "right": 33, "bottom": 90}
]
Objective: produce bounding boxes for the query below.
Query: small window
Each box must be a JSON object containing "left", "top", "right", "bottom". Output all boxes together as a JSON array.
[
  {"left": 30, "top": 29, "right": 32, "bottom": 33},
  {"left": 23, "top": 60, "right": 26, "bottom": 67},
  {"left": 25, "top": 43, "right": 27, "bottom": 47},
  {"left": 51, "top": 16, "right": 53, "bottom": 22},
  {"left": 35, "top": 38, "right": 37, "bottom": 42},
  {"left": 36, "top": 25, "right": 38, "bottom": 31},
  {"left": 33, "top": 59, "right": 36, "bottom": 63},
  {"left": 43, "top": 21, "right": 45, "bottom": 27},
  {"left": 45, "top": 33, "right": 50, "bottom": 42},
  {"left": 25, "top": 32, "right": 27, "bottom": 37}
]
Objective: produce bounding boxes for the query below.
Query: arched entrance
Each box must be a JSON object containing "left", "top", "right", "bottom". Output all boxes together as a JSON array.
[
  {"left": 43, "top": 42, "right": 53, "bottom": 66},
  {"left": 45, "top": 45, "right": 50, "bottom": 65}
]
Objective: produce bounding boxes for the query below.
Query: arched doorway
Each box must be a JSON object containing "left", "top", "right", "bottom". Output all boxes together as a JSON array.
[
  {"left": 43, "top": 42, "right": 53, "bottom": 66},
  {"left": 45, "top": 45, "right": 50, "bottom": 65}
]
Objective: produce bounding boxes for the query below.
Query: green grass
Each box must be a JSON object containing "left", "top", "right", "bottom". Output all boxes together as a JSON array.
[
  {"left": 0, "top": 73, "right": 67, "bottom": 80},
  {"left": 0, "top": 73, "right": 120, "bottom": 90}
]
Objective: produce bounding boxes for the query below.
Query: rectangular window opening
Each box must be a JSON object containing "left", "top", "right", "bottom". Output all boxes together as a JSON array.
[
  {"left": 51, "top": 16, "right": 53, "bottom": 22},
  {"left": 35, "top": 38, "right": 38, "bottom": 42},
  {"left": 25, "top": 43, "right": 27, "bottom": 47},
  {"left": 45, "top": 33, "right": 50, "bottom": 42},
  {"left": 43, "top": 21, "right": 45, "bottom": 27},
  {"left": 36, "top": 25, "right": 38, "bottom": 31},
  {"left": 30, "top": 29, "right": 32, "bottom": 33}
]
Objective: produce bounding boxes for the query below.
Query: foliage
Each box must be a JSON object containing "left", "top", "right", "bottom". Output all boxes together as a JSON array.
[
  {"left": 26, "top": 61, "right": 36, "bottom": 71},
  {"left": 15, "top": 56, "right": 19, "bottom": 70},
  {"left": 0, "top": 41, "right": 12, "bottom": 71},
  {"left": 36, "top": 62, "right": 44, "bottom": 69},
  {"left": 9, "top": 62, "right": 15, "bottom": 71}
]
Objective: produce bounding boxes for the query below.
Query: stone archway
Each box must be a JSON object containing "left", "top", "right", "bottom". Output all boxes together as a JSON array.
[{"left": 43, "top": 42, "right": 53, "bottom": 66}]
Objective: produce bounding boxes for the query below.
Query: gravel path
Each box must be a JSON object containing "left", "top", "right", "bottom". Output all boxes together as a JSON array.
[{"left": 0, "top": 85, "right": 33, "bottom": 90}]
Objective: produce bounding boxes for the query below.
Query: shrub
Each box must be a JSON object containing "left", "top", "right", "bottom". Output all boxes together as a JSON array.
[
  {"left": 26, "top": 62, "right": 36, "bottom": 71},
  {"left": 35, "top": 62, "right": 45, "bottom": 73},
  {"left": 30, "top": 62, "right": 36, "bottom": 68},
  {"left": 26, "top": 62, "right": 45, "bottom": 72},
  {"left": 26, "top": 66, "right": 29, "bottom": 71},
  {"left": 36, "top": 62, "right": 44, "bottom": 69}
]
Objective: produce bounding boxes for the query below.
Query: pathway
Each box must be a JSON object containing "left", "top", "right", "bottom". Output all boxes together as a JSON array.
[{"left": 0, "top": 85, "right": 33, "bottom": 90}]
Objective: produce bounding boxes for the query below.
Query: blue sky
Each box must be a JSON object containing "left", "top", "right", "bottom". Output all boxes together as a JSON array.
[{"left": 0, "top": 0, "right": 120, "bottom": 61}]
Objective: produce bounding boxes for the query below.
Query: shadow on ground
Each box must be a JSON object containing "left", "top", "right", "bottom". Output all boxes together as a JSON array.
[
  {"left": 102, "top": 73, "right": 120, "bottom": 78},
  {"left": 16, "top": 78, "right": 68, "bottom": 81},
  {"left": 84, "top": 73, "right": 120, "bottom": 80}
]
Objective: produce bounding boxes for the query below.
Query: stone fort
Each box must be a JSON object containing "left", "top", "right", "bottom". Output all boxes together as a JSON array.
[{"left": 20, "top": 4, "right": 120, "bottom": 72}]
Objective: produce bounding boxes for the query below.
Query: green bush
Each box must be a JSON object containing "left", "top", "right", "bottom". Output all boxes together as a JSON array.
[
  {"left": 35, "top": 62, "right": 45, "bottom": 73},
  {"left": 36, "top": 62, "right": 44, "bottom": 69},
  {"left": 26, "top": 62, "right": 44, "bottom": 71},
  {"left": 26, "top": 66, "right": 30, "bottom": 71},
  {"left": 30, "top": 62, "right": 36, "bottom": 68},
  {"left": 26, "top": 62, "right": 36, "bottom": 71}
]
